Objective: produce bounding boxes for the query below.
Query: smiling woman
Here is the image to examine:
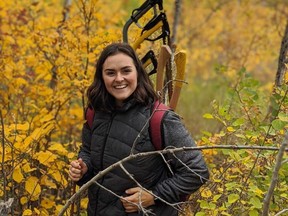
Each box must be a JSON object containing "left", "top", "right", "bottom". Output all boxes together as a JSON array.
[
  {"left": 102, "top": 53, "right": 138, "bottom": 106},
  {"left": 68, "top": 42, "right": 209, "bottom": 216}
]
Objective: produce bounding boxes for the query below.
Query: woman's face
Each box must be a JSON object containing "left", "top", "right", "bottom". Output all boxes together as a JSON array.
[{"left": 102, "top": 52, "right": 138, "bottom": 106}]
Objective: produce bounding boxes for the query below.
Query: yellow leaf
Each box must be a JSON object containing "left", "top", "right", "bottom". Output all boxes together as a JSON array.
[
  {"left": 25, "top": 176, "right": 41, "bottom": 200},
  {"left": 23, "top": 136, "right": 33, "bottom": 149},
  {"left": 48, "top": 143, "right": 68, "bottom": 156},
  {"left": 55, "top": 205, "right": 64, "bottom": 214},
  {"left": 41, "top": 122, "right": 55, "bottom": 136},
  {"left": 34, "top": 208, "right": 40, "bottom": 214},
  {"left": 40, "top": 113, "right": 55, "bottom": 123},
  {"left": 41, "top": 197, "right": 54, "bottom": 209},
  {"left": 68, "top": 152, "right": 76, "bottom": 159},
  {"left": 26, "top": 55, "right": 38, "bottom": 67},
  {"left": 23, "top": 209, "right": 32, "bottom": 216},
  {"left": 81, "top": 197, "right": 89, "bottom": 208},
  {"left": 30, "top": 128, "right": 42, "bottom": 140},
  {"left": 201, "top": 188, "right": 212, "bottom": 198},
  {"left": 203, "top": 113, "right": 214, "bottom": 119},
  {"left": 48, "top": 169, "right": 62, "bottom": 182},
  {"left": 34, "top": 151, "right": 57, "bottom": 165},
  {"left": 13, "top": 166, "right": 24, "bottom": 183},
  {"left": 227, "top": 126, "right": 235, "bottom": 132},
  {"left": 20, "top": 196, "right": 28, "bottom": 205},
  {"left": 15, "top": 77, "right": 28, "bottom": 87},
  {"left": 9, "top": 122, "right": 30, "bottom": 131},
  {"left": 55, "top": 160, "right": 66, "bottom": 170},
  {"left": 40, "top": 176, "right": 57, "bottom": 189},
  {"left": 22, "top": 162, "right": 31, "bottom": 173}
]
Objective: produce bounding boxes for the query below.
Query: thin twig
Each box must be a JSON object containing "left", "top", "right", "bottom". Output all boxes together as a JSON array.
[
  {"left": 119, "top": 163, "right": 182, "bottom": 212},
  {"left": 171, "top": 151, "right": 209, "bottom": 183},
  {"left": 0, "top": 110, "right": 7, "bottom": 201},
  {"left": 275, "top": 208, "right": 288, "bottom": 216},
  {"left": 262, "top": 132, "right": 288, "bottom": 216}
]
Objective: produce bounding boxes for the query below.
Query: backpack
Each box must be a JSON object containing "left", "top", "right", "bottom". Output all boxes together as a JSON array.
[{"left": 85, "top": 100, "right": 170, "bottom": 150}]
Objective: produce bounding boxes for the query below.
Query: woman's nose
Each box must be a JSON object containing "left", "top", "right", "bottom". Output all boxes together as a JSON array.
[{"left": 115, "top": 73, "right": 124, "bottom": 82}]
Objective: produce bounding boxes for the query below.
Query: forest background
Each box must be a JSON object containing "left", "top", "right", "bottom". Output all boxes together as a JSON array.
[{"left": 0, "top": 0, "right": 288, "bottom": 215}]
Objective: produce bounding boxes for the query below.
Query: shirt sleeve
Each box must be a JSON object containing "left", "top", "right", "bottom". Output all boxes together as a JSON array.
[{"left": 152, "top": 110, "right": 210, "bottom": 203}]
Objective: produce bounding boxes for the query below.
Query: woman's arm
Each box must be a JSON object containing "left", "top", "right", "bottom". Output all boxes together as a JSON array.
[{"left": 152, "top": 111, "right": 210, "bottom": 202}]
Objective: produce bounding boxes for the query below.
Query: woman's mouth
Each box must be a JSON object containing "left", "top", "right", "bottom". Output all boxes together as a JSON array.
[{"left": 114, "top": 84, "right": 128, "bottom": 89}]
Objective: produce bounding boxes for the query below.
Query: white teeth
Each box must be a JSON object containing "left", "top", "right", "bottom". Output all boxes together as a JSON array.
[{"left": 114, "top": 85, "right": 127, "bottom": 89}]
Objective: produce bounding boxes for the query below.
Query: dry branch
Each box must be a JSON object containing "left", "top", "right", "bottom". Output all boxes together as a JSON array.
[
  {"left": 0, "top": 110, "right": 7, "bottom": 202},
  {"left": 0, "top": 198, "right": 13, "bottom": 216},
  {"left": 262, "top": 132, "right": 288, "bottom": 216},
  {"left": 58, "top": 144, "right": 288, "bottom": 216},
  {"left": 275, "top": 208, "right": 288, "bottom": 216}
]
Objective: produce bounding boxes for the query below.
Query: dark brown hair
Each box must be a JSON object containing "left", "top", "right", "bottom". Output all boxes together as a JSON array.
[{"left": 87, "top": 42, "right": 157, "bottom": 112}]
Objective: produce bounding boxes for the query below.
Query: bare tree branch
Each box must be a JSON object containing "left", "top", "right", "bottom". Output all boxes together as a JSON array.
[
  {"left": 275, "top": 208, "right": 288, "bottom": 216},
  {"left": 0, "top": 110, "right": 7, "bottom": 202},
  {"left": 171, "top": 152, "right": 208, "bottom": 183},
  {"left": 0, "top": 198, "right": 13, "bottom": 216},
  {"left": 58, "top": 144, "right": 288, "bottom": 216},
  {"left": 119, "top": 163, "right": 183, "bottom": 213},
  {"left": 262, "top": 132, "right": 288, "bottom": 216}
]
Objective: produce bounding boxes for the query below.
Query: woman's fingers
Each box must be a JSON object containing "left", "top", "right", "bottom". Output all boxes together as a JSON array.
[
  {"left": 69, "top": 160, "right": 84, "bottom": 181},
  {"left": 121, "top": 187, "right": 155, "bottom": 213}
]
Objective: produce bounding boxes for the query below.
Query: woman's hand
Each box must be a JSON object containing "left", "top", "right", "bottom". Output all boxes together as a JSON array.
[
  {"left": 68, "top": 158, "right": 88, "bottom": 182},
  {"left": 120, "top": 187, "right": 155, "bottom": 213}
]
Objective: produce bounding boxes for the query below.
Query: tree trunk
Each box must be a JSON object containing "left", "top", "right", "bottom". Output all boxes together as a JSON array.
[
  {"left": 275, "top": 20, "right": 288, "bottom": 87},
  {"left": 171, "top": 0, "right": 182, "bottom": 51}
]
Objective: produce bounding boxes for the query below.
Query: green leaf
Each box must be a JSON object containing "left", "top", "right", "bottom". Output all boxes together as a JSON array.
[
  {"left": 249, "top": 209, "right": 259, "bottom": 216},
  {"left": 199, "top": 200, "right": 216, "bottom": 209},
  {"left": 225, "top": 182, "right": 238, "bottom": 191},
  {"left": 232, "top": 118, "right": 245, "bottom": 126},
  {"left": 271, "top": 119, "right": 286, "bottom": 130},
  {"left": 278, "top": 112, "right": 288, "bottom": 122},
  {"left": 195, "top": 212, "right": 206, "bottom": 216},
  {"left": 219, "top": 106, "right": 228, "bottom": 116},
  {"left": 249, "top": 197, "right": 262, "bottom": 209},
  {"left": 228, "top": 194, "right": 239, "bottom": 204}
]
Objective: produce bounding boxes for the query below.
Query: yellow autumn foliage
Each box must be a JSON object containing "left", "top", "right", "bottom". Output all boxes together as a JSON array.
[
  {"left": 25, "top": 176, "right": 41, "bottom": 201},
  {"left": 0, "top": 0, "right": 287, "bottom": 215},
  {"left": 12, "top": 166, "right": 24, "bottom": 183},
  {"left": 34, "top": 151, "right": 57, "bottom": 165}
]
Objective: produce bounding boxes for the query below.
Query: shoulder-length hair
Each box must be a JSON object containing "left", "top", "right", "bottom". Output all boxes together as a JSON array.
[{"left": 87, "top": 42, "right": 157, "bottom": 112}]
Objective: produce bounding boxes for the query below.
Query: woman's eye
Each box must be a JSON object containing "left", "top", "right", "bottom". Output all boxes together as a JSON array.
[
  {"left": 106, "top": 71, "right": 115, "bottom": 76},
  {"left": 123, "top": 69, "right": 132, "bottom": 73}
]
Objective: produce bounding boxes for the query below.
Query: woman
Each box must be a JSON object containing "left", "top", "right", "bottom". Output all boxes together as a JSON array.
[{"left": 69, "top": 42, "right": 209, "bottom": 216}]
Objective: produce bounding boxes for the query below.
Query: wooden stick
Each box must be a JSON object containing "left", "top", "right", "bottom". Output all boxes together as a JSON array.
[
  {"left": 156, "top": 45, "right": 172, "bottom": 94},
  {"left": 169, "top": 51, "right": 186, "bottom": 110}
]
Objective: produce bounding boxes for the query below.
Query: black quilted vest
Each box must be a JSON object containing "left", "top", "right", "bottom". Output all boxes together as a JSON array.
[{"left": 86, "top": 101, "right": 172, "bottom": 216}]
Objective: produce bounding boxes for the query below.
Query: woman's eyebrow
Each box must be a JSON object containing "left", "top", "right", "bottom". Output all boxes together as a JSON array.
[
  {"left": 121, "top": 66, "right": 133, "bottom": 69},
  {"left": 103, "top": 65, "right": 133, "bottom": 72},
  {"left": 103, "top": 68, "right": 115, "bottom": 72}
]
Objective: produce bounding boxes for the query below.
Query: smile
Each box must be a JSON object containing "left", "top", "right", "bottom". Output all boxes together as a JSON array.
[{"left": 114, "top": 84, "right": 128, "bottom": 89}]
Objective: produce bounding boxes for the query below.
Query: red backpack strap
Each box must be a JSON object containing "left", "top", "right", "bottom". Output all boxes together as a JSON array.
[
  {"left": 86, "top": 107, "right": 95, "bottom": 129},
  {"left": 150, "top": 100, "right": 170, "bottom": 150}
]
